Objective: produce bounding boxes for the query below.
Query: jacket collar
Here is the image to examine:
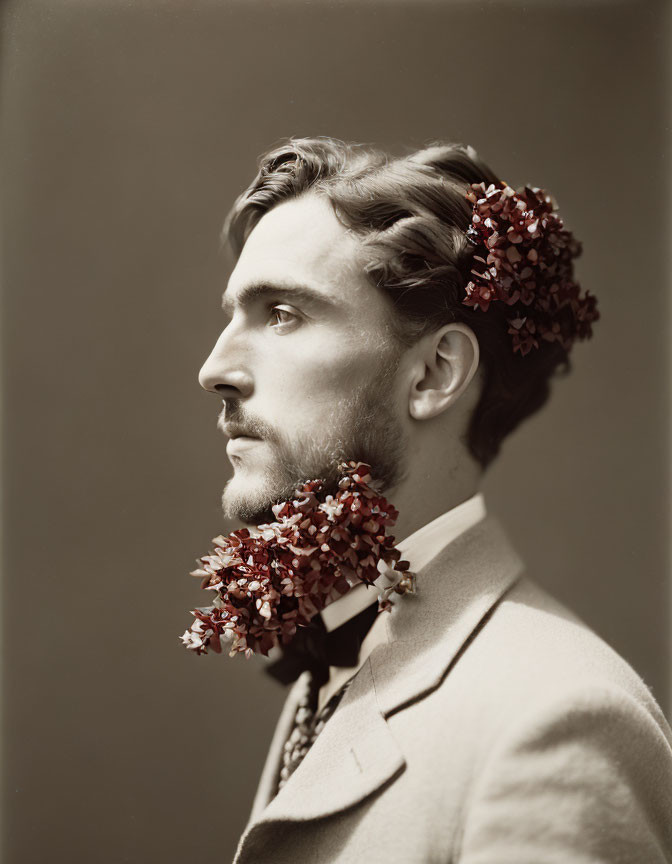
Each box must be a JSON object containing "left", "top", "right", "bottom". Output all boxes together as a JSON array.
[
  {"left": 370, "top": 512, "right": 525, "bottom": 716},
  {"left": 234, "top": 514, "right": 525, "bottom": 860}
]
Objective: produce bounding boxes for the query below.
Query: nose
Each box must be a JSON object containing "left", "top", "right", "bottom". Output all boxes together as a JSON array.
[{"left": 198, "top": 329, "right": 254, "bottom": 399}]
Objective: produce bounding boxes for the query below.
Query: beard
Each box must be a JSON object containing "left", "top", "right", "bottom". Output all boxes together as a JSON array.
[{"left": 220, "top": 351, "right": 409, "bottom": 526}]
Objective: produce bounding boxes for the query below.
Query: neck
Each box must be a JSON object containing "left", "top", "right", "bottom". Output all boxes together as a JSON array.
[{"left": 383, "top": 440, "right": 484, "bottom": 545}]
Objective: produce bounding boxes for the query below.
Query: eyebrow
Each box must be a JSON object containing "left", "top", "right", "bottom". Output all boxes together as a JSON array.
[{"left": 221, "top": 280, "right": 338, "bottom": 318}]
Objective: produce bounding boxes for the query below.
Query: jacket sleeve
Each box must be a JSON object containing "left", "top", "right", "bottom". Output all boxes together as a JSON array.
[{"left": 457, "top": 684, "right": 672, "bottom": 864}]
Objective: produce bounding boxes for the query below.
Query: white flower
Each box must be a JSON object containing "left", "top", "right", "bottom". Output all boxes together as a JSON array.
[
  {"left": 319, "top": 495, "right": 343, "bottom": 522},
  {"left": 180, "top": 630, "right": 204, "bottom": 650}
]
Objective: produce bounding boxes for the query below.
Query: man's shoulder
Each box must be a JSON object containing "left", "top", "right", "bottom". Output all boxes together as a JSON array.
[
  {"left": 445, "top": 577, "right": 672, "bottom": 861},
  {"left": 495, "top": 575, "right": 655, "bottom": 691},
  {"left": 396, "top": 573, "right": 672, "bottom": 830},
  {"left": 441, "top": 573, "right": 669, "bottom": 735},
  {"left": 379, "top": 510, "right": 669, "bottom": 738}
]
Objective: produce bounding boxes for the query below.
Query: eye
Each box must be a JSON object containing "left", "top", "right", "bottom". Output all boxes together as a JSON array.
[{"left": 268, "top": 305, "right": 299, "bottom": 328}]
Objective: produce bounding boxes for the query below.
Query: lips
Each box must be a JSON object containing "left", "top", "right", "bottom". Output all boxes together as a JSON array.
[
  {"left": 223, "top": 424, "right": 260, "bottom": 440},
  {"left": 226, "top": 435, "right": 262, "bottom": 457}
]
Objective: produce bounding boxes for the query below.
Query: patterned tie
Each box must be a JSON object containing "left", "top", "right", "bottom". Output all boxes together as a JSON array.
[
  {"left": 275, "top": 669, "right": 351, "bottom": 793},
  {"left": 269, "top": 600, "right": 380, "bottom": 795}
]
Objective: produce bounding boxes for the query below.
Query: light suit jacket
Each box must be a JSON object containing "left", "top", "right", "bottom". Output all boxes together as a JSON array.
[{"left": 233, "top": 514, "right": 672, "bottom": 863}]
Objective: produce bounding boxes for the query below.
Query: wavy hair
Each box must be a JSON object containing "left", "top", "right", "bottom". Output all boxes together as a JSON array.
[{"left": 222, "top": 136, "right": 573, "bottom": 469}]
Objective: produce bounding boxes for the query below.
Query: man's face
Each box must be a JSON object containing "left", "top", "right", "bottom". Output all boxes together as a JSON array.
[{"left": 199, "top": 193, "right": 409, "bottom": 525}]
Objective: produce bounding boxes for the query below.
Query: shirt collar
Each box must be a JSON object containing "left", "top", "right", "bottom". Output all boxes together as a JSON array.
[{"left": 320, "top": 491, "right": 487, "bottom": 633}]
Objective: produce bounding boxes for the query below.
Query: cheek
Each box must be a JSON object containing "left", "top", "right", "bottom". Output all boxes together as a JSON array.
[
  {"left": 270, "top": 340, "right": 370, "bottom": 397},
  {"left": 257, "top": 319, "right": 394, "bottom": 426},
  {"left": 264, "top": 362, "right": 365, "bottom": 438},
  {"left": 298, "top": 353, "right": 373, "bottom": 405}
]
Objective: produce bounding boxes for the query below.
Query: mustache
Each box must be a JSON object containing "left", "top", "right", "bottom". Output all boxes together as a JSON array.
[{"left": 217, "top": 402, "right": 277, "bottom": 441}]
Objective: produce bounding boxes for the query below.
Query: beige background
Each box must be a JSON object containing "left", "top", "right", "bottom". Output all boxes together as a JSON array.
[{"left": 2, "top": 0, "right": 670, "bottom": 861}]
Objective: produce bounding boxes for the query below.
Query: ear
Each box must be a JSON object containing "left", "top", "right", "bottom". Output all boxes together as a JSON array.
[{"left": 408, "top": 323, "right": 480, "bottom": 421}]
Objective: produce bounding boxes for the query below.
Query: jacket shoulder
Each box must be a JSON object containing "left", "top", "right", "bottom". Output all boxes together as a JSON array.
[
  {"left": 456, "top": 673, "right": 672, "bottom": 861},
  {"left": 441, "top": 577, "right": 672, "bottom": 859},
  {"left": 502, "top": 576, "right": 659, "bottom": 692},
  {"left": 440, "top": 574, "right": 671, "bottom": 741}
]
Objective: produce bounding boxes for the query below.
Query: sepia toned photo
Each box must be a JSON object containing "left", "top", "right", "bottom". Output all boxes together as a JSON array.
[{"left": 2, "top": 0, "right": 671, "bottom": 861}]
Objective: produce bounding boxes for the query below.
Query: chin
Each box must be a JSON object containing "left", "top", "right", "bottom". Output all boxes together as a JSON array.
[{"left": 221, "top": 472, "right": 284, "bottom": 526}]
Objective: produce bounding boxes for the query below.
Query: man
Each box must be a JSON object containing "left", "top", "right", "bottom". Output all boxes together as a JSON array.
[{"left": 196, "top": 136, "right": 672, "bottom": 862}]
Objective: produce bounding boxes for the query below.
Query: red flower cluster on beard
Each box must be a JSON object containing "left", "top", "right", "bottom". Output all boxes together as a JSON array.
[{"left": 180, "top": 460, "right": 414, "bottom": 659}]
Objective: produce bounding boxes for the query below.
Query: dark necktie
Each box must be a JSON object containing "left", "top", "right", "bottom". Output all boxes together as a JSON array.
[{"left": 264, "top": 598, "right": 380, "bottom": 689}]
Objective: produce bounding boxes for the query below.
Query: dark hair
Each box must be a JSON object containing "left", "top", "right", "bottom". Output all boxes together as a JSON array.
[{"left": 222, "top": 136, "right": 574, "bottom": 470}]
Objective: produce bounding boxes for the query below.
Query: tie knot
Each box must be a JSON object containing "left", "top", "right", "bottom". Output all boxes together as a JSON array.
[{"left": 265, "top": 600, "right": 380, "bottom": 687}]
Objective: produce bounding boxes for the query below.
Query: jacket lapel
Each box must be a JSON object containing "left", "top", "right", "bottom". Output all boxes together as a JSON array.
[
  {"left": 233, "top": 660, "right": 405, "bottom": 864},
  {"left": 370, "top": 513, "right": 526, "bottom": 716},
  {"left": 255, "top": 659, "right": 405, "bottom": 822},
  {"left": 246, "top": 670, "right": 312, "bottom": 825},
  {"left": 234, "top": 514, "right": 525, "bottom": 862}
]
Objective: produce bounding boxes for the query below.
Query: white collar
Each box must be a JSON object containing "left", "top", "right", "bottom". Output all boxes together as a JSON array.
[{"left": 320, "top": 491, "right": 487, "bottom": 633}]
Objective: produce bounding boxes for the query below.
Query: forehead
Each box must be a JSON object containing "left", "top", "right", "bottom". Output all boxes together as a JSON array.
[{"left": 224, "top": 193, "right": 371, "bottom": 307}]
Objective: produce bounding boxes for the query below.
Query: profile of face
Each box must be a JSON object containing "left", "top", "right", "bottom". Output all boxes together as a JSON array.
[{"left": 198, "top": 193, "right": 410, "bottom": 525}]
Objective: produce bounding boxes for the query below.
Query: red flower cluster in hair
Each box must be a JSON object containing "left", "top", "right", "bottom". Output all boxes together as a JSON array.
[
  {"left": 463, "top": 182, "right": 599, "bottom": 355},
  {"left": 180, "top": 461, "right": 414, "bottom": 658}
]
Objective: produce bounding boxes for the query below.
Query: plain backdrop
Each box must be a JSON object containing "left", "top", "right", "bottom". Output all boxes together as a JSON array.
[{"left": 2, "top": 0, "right": 670, "bottom": 861}]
